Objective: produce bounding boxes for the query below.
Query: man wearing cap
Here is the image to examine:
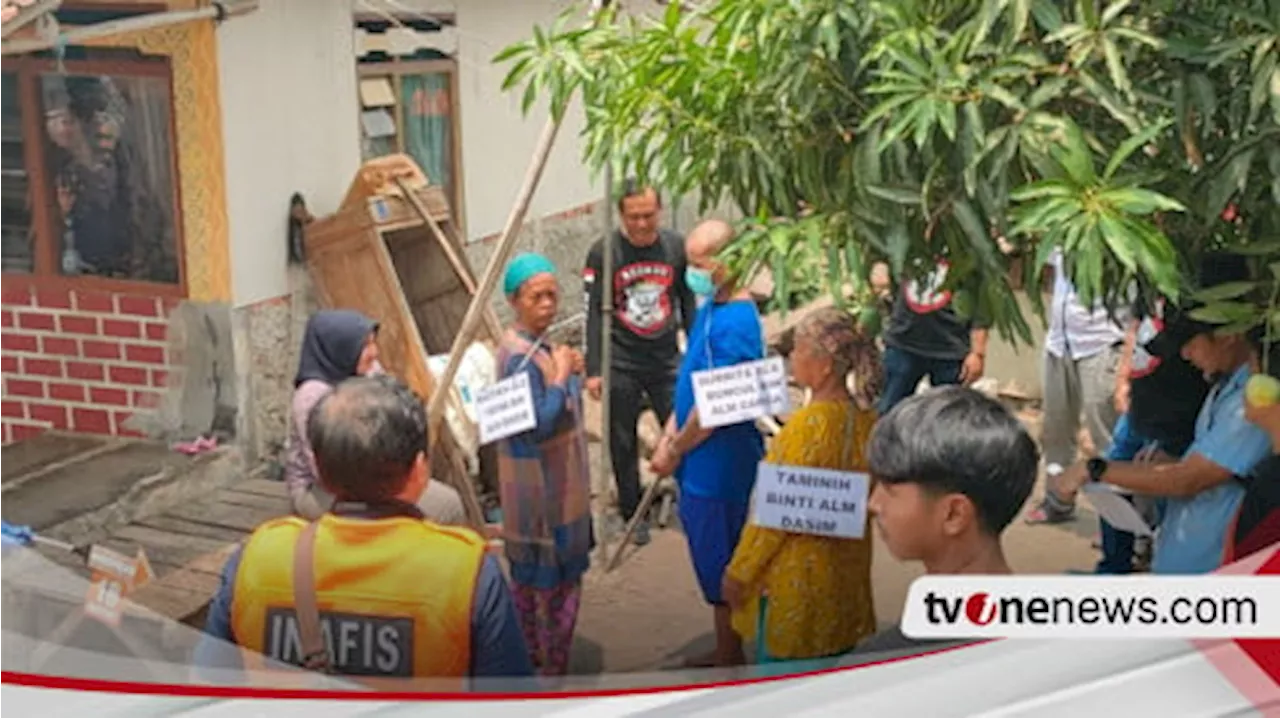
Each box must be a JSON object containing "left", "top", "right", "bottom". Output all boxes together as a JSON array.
[
  {"left": 1089, "top": 292, "right": 1211, "bottom": 573},
  {"left": 1053, "top": 255, "right": 1273, "bottom": 574}
]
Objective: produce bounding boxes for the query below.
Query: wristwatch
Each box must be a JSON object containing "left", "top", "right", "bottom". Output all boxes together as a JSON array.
[{"left": 1086, "top": 457, "right": 1109, "bottom": 483}]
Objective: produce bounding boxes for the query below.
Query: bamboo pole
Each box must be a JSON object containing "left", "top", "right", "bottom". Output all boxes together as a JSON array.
[
  {"left": 598, "top": 169, "right": 615, "bottom": 551},
  {"left": 425, "top": 117, "right": 564, "bottom": 452},
  {"left": 394, "top": 177, "right": 504, "bottom": 340},
  {"left": 2, "top": 0, "right": 259, "bottom": 55}
]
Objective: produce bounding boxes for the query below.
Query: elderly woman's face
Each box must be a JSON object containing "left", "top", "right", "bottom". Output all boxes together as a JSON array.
[
  {"left": 512, "top": 273, "right": 560, "bottom": 333},
  {"left": 791, "top": 332, "right": 834, "bottom": 391}
]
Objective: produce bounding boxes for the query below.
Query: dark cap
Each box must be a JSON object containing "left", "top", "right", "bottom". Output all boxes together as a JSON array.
[{"left": 1143, "top": 253, "right": 1252, "bottom": 357}]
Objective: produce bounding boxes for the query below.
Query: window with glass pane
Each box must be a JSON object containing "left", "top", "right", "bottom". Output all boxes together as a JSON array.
[
  {"left": 40, "top": 72, "right": 180, "bottom": 283},
  {"left": 401, "top": 72, "right": 454, "bottom": 205},
  {"left": 2, "top": 73, "right": 33, "bottom": 273}
]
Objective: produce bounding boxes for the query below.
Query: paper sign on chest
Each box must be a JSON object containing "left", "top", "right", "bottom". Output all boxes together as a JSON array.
[
  {"left": 475, "top": 373, "right": 538, "bottom": 445},
  {"left": 752, "top": 463, "right": 871, "bottom": 539},
  {"left": 692, "top": 356, "right": 791, "bottom": 429}
]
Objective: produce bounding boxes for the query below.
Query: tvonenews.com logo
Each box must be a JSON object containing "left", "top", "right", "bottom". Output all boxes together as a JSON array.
[
  {"left": 900, "top": 577, "right": 1280, "bottom": 640},
  {"left": 926, "top": 591, "right": 1258, "bottom": 628}
]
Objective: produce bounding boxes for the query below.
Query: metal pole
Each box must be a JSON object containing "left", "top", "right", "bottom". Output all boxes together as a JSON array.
[{"left": 599, "top": 168, "right": 615, "bottom": 544}]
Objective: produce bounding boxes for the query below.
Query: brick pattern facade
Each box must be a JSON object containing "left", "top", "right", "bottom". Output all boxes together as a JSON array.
[{"left": 1, "top": 283, "right": 177, "bottom": 444}]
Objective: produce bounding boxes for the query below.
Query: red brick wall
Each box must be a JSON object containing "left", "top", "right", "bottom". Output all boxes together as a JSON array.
[{"left": 1, "top": 283, "right": 177, "bottom": 444}]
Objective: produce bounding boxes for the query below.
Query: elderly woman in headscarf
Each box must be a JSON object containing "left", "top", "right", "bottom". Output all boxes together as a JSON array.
[
  {"left": 285, "top": 309, "right": 466, "bottom": 525},
  {"left": 495, "top": 253, "right": 594, "bottom": 677},
  {"left": 720, "top": 306, "right": 884, "bottom": 667}
]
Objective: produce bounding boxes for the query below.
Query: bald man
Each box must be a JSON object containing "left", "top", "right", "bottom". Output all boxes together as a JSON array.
[{"left": 651, "top": 219, "right": 765, "bottom": 668}]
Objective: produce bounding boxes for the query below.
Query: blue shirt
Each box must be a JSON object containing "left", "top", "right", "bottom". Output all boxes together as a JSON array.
[
  {"left": 1152, "top": 364, "right": 1272, "bottom": 575},
  {"left": 192, "top": 538, "right": 534, "bottom": 684},
  {"left": 674, "top": 299, "right": 766, "bottom": 503}
]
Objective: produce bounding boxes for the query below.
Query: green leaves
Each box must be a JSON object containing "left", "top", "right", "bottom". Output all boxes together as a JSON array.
[{"left": 492, "top": 0, "right": 1280, "bottom": 347}]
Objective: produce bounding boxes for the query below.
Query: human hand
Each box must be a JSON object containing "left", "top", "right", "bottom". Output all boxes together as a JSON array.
[
  {"left": 585, "top": 376, "right": 603, "bottom": 401},
  {"left": 960, "top": 352, "right": 985, "bottom": 385},
  {"left": 569, "top": 349, "right": 586, "bottom": 375},
  {"left": 649, "top": 438, "right": 680, "bottom": 477},
  {"left": 551, "top": 345, "right": 575, "bottom": 384},
  {"left": 721, "top": 575, "right": 748, "bottom": 609},
  {"left": 1114, "top": 378, "right": 1131, "bottom": 415}
]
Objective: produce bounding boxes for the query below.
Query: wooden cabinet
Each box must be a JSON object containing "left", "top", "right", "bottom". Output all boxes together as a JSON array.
[{"left": 303, "top": 156, "right": 500, "bottom": 529}]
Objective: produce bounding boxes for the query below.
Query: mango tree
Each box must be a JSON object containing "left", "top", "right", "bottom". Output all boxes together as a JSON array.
[{"left": 496, "top": 0, "right": 1280, "bottom": 345}]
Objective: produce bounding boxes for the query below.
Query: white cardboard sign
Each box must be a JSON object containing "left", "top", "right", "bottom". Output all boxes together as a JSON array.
[
  {"left": 692, "top": 356, "right": 791, "bottom": 429},
  {"left": 475, "top": 373, "right": 537, "bottom": 445},
  {"left": 751, "top": 463, "right": 870, "bottom": 539}
]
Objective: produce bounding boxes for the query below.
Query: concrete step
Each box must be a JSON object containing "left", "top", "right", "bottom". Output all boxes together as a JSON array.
[{"left": 0, "top": 432, "right": 242, "bottom": 548}]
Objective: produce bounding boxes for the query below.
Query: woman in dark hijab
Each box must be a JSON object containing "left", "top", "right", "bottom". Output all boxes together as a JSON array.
[{"left": 285, "top": 310, "right": 383, "bottom": 519}]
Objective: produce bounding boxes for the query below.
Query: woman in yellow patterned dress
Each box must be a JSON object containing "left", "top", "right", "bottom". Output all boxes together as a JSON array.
[{"left": 721, "top": 307, "right": 883, "bottom": 664}]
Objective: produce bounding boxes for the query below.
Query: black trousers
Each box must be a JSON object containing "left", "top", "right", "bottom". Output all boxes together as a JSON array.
[{"left": 609, "top": 369, "right": 676, "bottom": 521}]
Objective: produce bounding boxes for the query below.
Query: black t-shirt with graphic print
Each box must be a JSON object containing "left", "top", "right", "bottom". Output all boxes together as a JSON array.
[
  {"left": 1127, "top": 298, "right": 1212, "bottom": 454},
  {"left": 882, "top": 262, "right": 991, "bottom": 361},
  {"left": 583, "top": 229, "right": 696, "bottom": 377}
]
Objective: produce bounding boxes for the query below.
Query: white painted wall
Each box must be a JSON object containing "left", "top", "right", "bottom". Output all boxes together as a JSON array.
[
  {"left": 453, "top": 0, "right": 599, "bottom": 241},
  {"left": 218, "top": 0, "right": 362, "bottom": 307},
  {"left": 362, "top": 0, "right": 601, "bottom": 242}
]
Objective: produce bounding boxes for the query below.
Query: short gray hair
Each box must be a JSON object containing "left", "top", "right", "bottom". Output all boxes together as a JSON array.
[{"left": 307, "top": 375, "right": 428, "bottom": 502}]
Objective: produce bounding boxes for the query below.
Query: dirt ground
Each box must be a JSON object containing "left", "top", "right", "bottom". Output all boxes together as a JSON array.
[{"left": 564, "top": 401, "right": 1104, "bottom": 675}]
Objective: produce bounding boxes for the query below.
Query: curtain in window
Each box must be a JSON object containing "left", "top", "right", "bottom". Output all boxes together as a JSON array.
[{"left": 400, "top": 72, "right": 452, "bottom": 199}]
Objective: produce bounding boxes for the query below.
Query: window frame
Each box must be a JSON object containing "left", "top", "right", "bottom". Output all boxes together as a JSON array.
[
  {"left": 356, "top": 58, "right": 467, "bottom": 238},
  {"left": 2, "top": 53, "right": 187, "bottom": 299}
]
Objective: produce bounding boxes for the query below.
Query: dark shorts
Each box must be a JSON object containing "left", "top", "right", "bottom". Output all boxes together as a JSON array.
[{"left": 679, "top": 493, "right": 750, "bottom": 605}]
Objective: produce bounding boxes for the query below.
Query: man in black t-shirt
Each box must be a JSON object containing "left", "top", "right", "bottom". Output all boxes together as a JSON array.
[
  {"left": 878, "top": 261, "right": 990, "bottom": 415},
  {"left": 1094, "top": 297, "right": 1211, "bottom": 573},
  {"left": 583, "top": 181, "right": 696, "bottom": 545}
]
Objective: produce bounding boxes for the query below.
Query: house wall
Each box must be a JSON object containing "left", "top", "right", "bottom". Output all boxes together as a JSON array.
[
  {"left": 0, "top": 12, "right": 235, "bottom": 445},
  {"left": 359, "top": 0, "right": 713, "bottom": 327},
  {"left": 216, "top": 0, "right": 361, "bottom": 465}
]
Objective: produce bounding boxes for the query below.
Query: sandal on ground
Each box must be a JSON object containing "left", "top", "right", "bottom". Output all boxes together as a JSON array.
[{"left": 1025, "top": 498, "right": 1075, "bottom": 525}]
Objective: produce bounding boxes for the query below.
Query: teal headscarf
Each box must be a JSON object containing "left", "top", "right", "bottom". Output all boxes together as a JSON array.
[{"left": 504, "top": 252, "right": 557, "bottom": 297}]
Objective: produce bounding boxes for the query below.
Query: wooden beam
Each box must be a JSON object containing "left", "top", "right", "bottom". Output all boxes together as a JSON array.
[
  {"left": 0, "top": 0, "right": 61, "bottom": 41},
  {"left": 2, "top": 0, "right": 259, "bottom": 56}
]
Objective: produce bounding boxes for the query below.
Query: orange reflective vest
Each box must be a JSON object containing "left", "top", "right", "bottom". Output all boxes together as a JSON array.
[{"left": 230, "top": 513, "right": 485, "bottom": 681}]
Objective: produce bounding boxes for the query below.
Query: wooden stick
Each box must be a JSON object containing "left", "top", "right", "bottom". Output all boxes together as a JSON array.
[
  {"left": 606, "top": 475, "right": 669, "bottom": 572},
  {"left": 425, "top": 117, "right": 564, "bottom": 451},
  {"left": 606, "top": 414, "right": 778, "bottom": 571}
]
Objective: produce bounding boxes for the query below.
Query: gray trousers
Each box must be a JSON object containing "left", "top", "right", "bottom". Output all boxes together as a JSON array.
[{"left": 1041, "top": 346, "right": 1120, "bottom": 501}]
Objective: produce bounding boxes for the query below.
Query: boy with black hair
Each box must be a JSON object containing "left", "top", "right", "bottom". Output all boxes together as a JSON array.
[{"left": 851, "top": 386, "right": 1040, "bottom": 655}]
